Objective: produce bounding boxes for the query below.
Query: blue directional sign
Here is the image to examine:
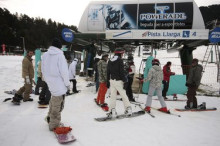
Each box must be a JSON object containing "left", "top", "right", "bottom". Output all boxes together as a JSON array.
[
  {"left": 62, "top": 28, "right": 74, "bottom": 42},
  {"left": 209, "top": 27, "right": 220, "bottom": 43}
]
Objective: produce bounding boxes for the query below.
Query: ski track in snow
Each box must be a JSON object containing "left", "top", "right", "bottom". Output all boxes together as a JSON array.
[{"left": 0, "top": 47, "right": 220, "bottom": 146}]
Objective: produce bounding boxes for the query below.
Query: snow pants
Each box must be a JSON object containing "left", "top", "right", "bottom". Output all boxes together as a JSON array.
[
  {"left": 109, "top": 79, "right": 131, "bottom": 111},
  {"left": 17, "top": 79, "right": 32, "bottom": 100},
  {"left": 145, "top": 85, "right": 167, "bottom": 108},
  {"left": 126, "top": 76, "right": 134, "bottom": 101},
  {"left": 48, "top": 95, "right": 65, "bottom": 131},
  {"left": 96, "top": 82, "right": 107, "bottom": 104},
  {"left": 70, "top": 79, "right": 77, "bottom": 92},
  {"left": 162, "top": 80, "right": 169, "bottom": 97},
  {"left": 186, "top": 86, "right": 198, "bottom": 108}
]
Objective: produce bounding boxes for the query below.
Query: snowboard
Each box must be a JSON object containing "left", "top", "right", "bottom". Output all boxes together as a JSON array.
[
  {"left": 4, "top": 89, "right": 35, "bottom": 95},
  {"left": 86, "top": 83, "right": 95, "bottom": 87},
  {"left": 54, "top": 128, "right": 76, "bottom": 144},
  {"left": 66, "top": 90, "right": 81, "bottom": 96},
  {"left": 11, "top": 100, "right": 20, "bottom": 105},
  {"left": 38, "top": 104, "right": 48, "bottom": 108},
  {"left": 95, "top": 110, "right": 145, "bottom": 122},
  {"left": 175, "top": 107, "right": 217, "bottom": 112}
]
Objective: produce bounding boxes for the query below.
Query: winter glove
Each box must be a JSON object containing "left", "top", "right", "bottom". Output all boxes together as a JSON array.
[
  {"left": 25, "top": 76, "right": 31, "bottom": 84},
  {"left": 123, "top": 82, "right": 128, "bottom": 90},
  {"left": 106, "top": 81, "right": 110, "bottom": 88}
]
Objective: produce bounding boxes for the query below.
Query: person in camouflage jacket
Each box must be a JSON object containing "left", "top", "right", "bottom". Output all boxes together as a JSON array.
[{"left": 95, "top": 53, "right": 109, "bottom": 106}]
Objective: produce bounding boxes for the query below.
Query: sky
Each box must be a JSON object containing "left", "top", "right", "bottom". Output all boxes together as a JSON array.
[{"left": 0, "top": 0, "right": 220, "bottom": 27}]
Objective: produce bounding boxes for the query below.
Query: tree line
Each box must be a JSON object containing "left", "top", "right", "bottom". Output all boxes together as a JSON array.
[
  {"left": 0, "top": 4, "right": 220, "bottom": 52},
  {"left": 0, "top": 7, "right": 78, "bottom": 52}
]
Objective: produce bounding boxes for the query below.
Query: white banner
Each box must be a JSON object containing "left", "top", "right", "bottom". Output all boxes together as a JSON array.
[{"left": 106, "top": 29, "right": 209, "bottom": 40}]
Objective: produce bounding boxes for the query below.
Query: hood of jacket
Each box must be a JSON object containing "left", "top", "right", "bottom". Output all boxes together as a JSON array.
[
  {"left": 152, "top": 65, "right": 162, "bottom": 71},
  {"left": 47, "top": 46, "right": 63, "bottom": 55}
]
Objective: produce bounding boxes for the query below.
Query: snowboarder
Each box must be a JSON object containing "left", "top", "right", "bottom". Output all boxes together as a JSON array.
[
  {"left": 107, "top": 48, "right": 132, "bottom": 118},
  {"left": 162, "top": 61, "right": 175, "bottom": 99},
  {"left": 185, "top": 58, "right": 203, "bottom": 109},
  {"left": 68, "top": 58, "right": 79, "bottom": 94},
  {"left": 41, "top": 38, "right": 70, "bottom": 131},
  {"left": 143, "top": 59, "right": 168, "bottom": 113},
  {"left": 95, "top": 53, "right": 109, "bottom": 110},
  {"left": 124, "top": 55, "right": 136, "bottom": 102},
  {"left": 12, "top": 50, "right": 34, "bottom": 104}
]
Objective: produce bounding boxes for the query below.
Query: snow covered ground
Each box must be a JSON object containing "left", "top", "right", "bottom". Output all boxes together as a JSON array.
[{"left": 0, "top": 46, "right": 219, "bottom": 146}]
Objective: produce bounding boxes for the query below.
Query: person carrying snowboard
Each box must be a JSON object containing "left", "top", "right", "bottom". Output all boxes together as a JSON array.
[
  {"left": 95, "top": 53, "right": 109, "bottom": 110},
  {"left": 143, "top": 59, "right": 168, "bottom": 113},
  {"left": 185, "top": 58, "right": 204, "bottom": 109},
  {"left": 41, "top": 38, "right": 70, "bottom": 131},
  {"left": 107, "top": 48, "right": 132, "bottom": 118},
  {"left": 12, "top": 50, "right": 34, "bottom": 104}
]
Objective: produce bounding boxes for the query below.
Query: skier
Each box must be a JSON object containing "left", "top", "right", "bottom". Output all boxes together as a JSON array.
[
  {"left": 124, "top": 55, "right": 136, "bottom": 102},
  {"left": 12, "top": 50, "right": 34, "bottom": 104},
  {"left": 107, "top": 48, "right": 132, "bottom": 118},
  {"left": 185, "top": 58, "right": 204, "bottom": 109},
  {"left": 144, "top": 59, "right": 168, "bottom": 113},
  {"left": 68, "top": 58, "right": 79, "bottom": 94},
  {"left": 38, "top": 61, "right": 51, "bottom": 105},
  {"left": 162, "top": 61, "right": 175, "bottom": 99},
  {"left": 95, "top": 53, "right": 109, "bottom": 110},
  {"left": 41, "top": 38, "right": 70, "bottom": 131}
]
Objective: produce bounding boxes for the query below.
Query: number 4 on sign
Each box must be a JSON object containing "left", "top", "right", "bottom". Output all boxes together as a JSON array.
[{"left": 192, "top": 32, "right": 196, "bottom": 36}]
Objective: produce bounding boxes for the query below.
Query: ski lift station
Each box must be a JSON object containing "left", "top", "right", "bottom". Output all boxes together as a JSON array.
[{"left": 60, "top": 0, "right": 219, "bottom": 95}]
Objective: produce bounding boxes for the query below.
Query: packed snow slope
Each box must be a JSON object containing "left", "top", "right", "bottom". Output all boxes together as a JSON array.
[{"left": 0, "top": 46, "right": 220, "bottom": 146}]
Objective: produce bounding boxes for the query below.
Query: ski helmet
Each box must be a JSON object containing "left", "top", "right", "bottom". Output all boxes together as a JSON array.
[{"left": 152, "top": 59, "right": 160, "bottom": 66}]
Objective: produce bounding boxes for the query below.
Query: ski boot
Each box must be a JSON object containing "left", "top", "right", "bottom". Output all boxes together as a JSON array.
[
  {"left": 144, "top": 106, "right": 151, "bottom": 113},
  {"left": 159, "top": 107, "right": 169, "bottom": 113},
  {"left": 197, "top": 102, "right": 206, "bottom": 110}
]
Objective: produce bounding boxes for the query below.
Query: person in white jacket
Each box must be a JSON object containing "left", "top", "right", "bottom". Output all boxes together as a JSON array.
[
  {"left": 41, "top": 38, "right": 70, "bottom": 131},
  {"left": 68, "top": 58, "right": 79, "bottom": 93}
]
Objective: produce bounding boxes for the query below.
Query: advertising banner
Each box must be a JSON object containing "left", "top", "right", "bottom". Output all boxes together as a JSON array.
[
  {"left": 106, "top": 29, "right": 209, "bottom": 40},
  {"left": 88, "top": 4, "right": 137, "bottom": 30},
  {"left": 209, "top": 27, "right": 220, "bottom": 43}
]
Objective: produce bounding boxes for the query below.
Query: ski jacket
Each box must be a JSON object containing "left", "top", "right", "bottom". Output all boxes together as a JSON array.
[
  {"left": 145, "top": 65, "right": 163, "bottom": 88},
  {"left": 97, "top": 59, "right": 108, "bottom": 83},
  {"left": 41, "top": 46, "right": 70, "bottom": 96},
  {"left": 163, "top": 65, "right": 174, "bottom": 81},
  {"left": 69, "top": 59, "right": 78, "bottom": 80},
  {"left": 107, "top": 56, "right": 127, "bottom": 83},
  {"left": 22, "top": 56, "right": 34, "bottom": 79},
  {"left": 187, "top": 64, "right": 203, "bottom": 87}
]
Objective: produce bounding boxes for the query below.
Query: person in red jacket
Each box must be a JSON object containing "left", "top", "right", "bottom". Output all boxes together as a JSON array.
[{"left": 162, "top": 61, "right": 175, "bottom": 99}]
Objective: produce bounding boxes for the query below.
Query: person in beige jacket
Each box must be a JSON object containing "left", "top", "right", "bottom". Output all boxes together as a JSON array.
[{"left": 12, "top": 50, "right": 34, "bottom": 104}]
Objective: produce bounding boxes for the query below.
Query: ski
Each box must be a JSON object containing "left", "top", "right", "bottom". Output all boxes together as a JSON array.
[
  {"left": 95, "top": 110, "right": 145, "bottom": 122},
  {"left": 175, "top": 107, "right": 217, "bottom": 112},
  {"left": 153, "top": 99, "right": 187, "bottom": 102},
  {"left": 151, "top": 107, "right": 181, "bottom": 117}
]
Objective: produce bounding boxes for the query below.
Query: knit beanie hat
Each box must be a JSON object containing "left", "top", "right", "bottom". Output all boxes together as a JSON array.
[{"left": 52, "top": 38, "right": 62, "bottom": 49}]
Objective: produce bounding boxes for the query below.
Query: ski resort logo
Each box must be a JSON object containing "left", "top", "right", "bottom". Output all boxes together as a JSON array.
[{"left": 140, "top": 5, "right": 187, "bottom": 21}]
